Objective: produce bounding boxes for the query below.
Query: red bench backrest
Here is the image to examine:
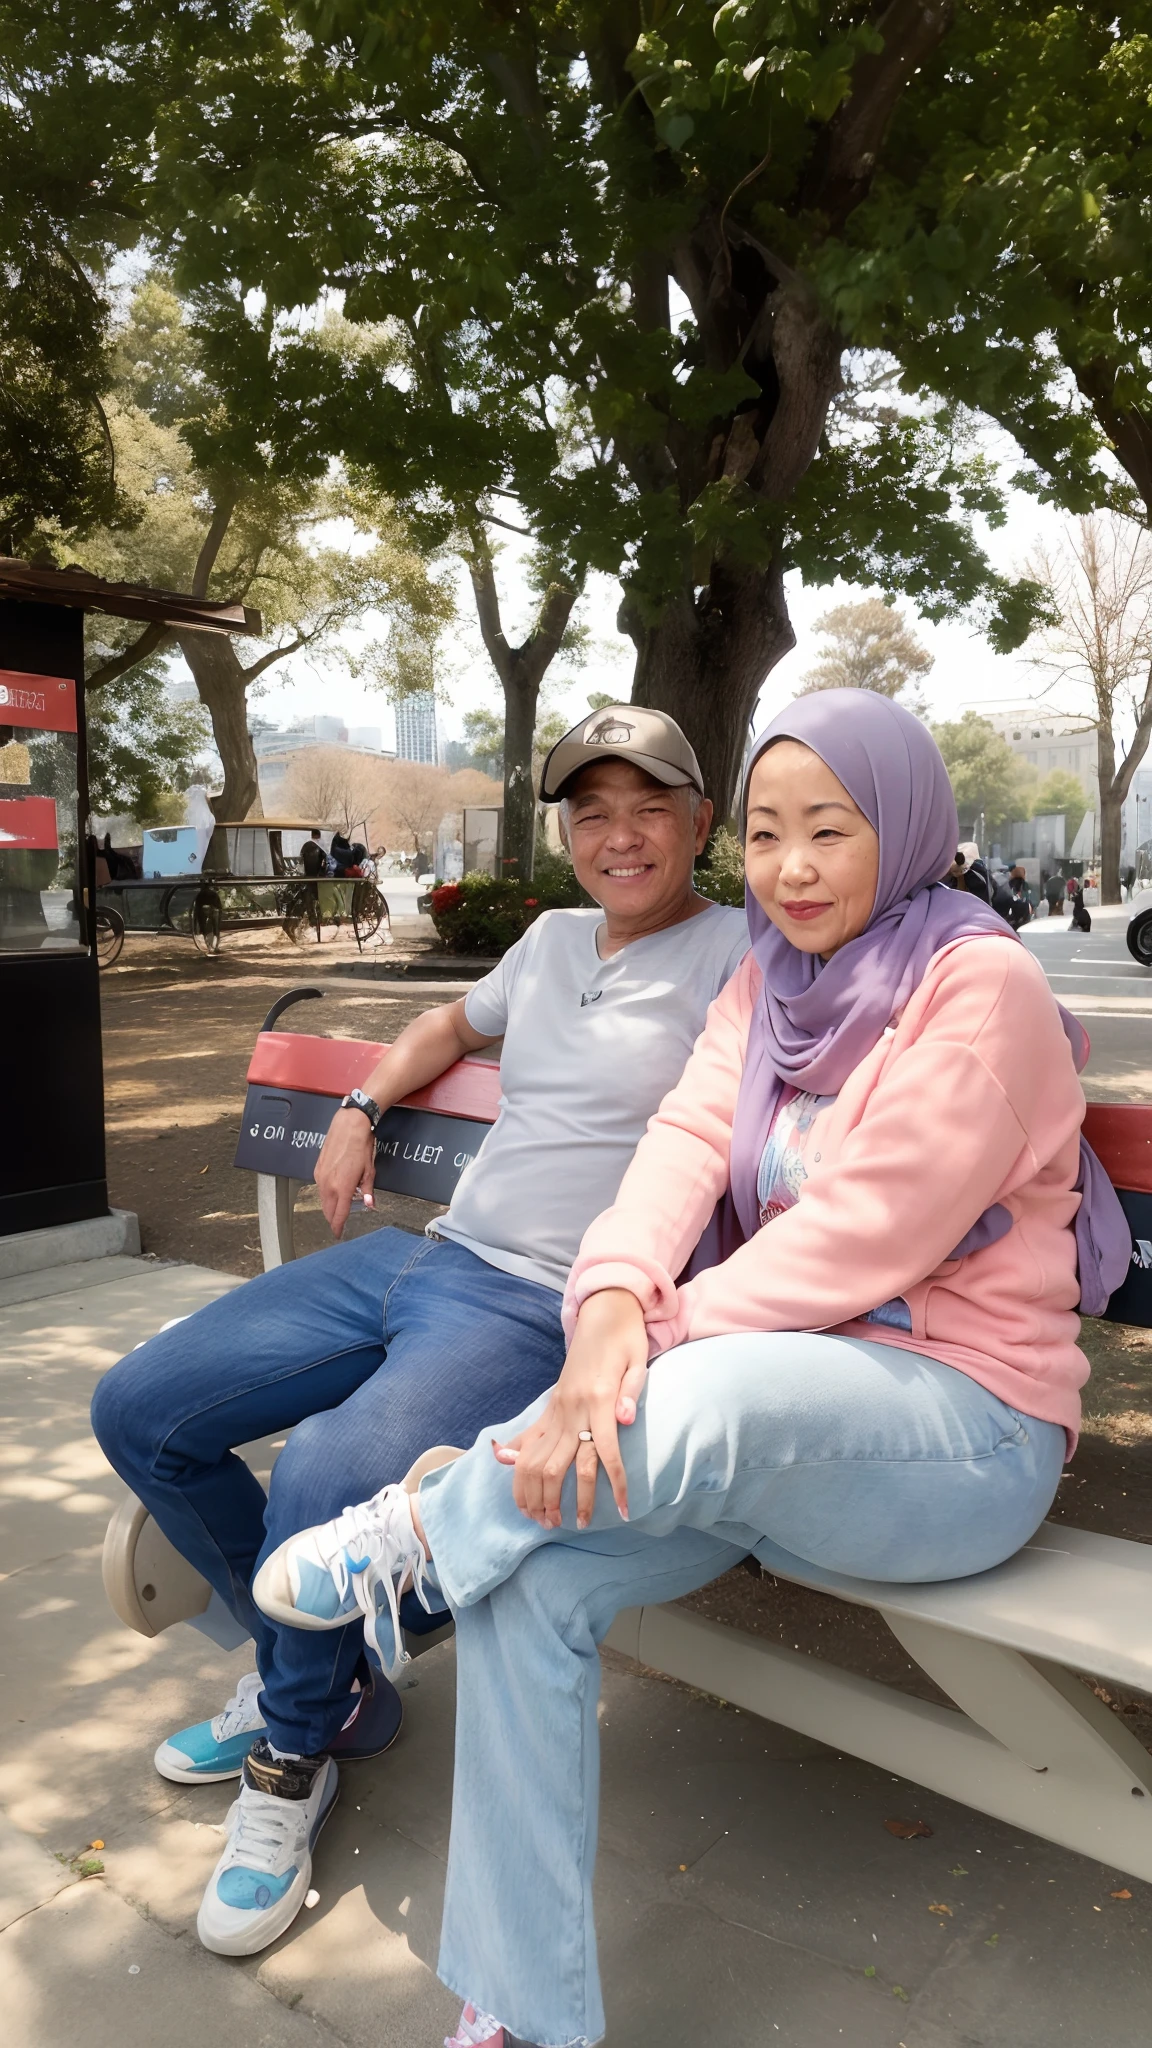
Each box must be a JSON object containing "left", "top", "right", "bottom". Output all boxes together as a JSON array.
[
  {"left": 238, "top": 1027, "right": 1152, "bottom": 1323},
  {"left": 246, "top": 1031, "right": 502, "bottom": 1123}
]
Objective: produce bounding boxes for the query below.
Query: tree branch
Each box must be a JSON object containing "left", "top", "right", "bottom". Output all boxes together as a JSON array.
[
  {"left": 84, "top": 621, "right": 174, "bottom": 694},
  {"left": 483, "top": 511, "right": 532, "bottom": 536},
  {"left": 191, "top": 492, "right": 239, "bottom": 598},
  {"left": 1109, "top": 657, "right": 1152, "bottom": 806},
  {"left": 804, "top": 0, "right": 955, "bottom": 228},
  {"left": 466, "top": 530, "right": 514, "bottom": 686},
  {"left": 240, "top": 634, "right": 311, "bottom": 684}
]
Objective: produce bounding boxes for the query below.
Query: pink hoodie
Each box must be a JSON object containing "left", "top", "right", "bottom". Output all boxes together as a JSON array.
[{"left": 565, "top": 936, "right": 1089, "bottom": 1439}]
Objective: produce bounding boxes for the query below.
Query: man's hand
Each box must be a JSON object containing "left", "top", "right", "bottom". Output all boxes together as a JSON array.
[
  {"left": 493, "top": 1289, "right": 649, "bottom": 1528},
  {"left": 315, "top": 1106, "right": 378, "bottom": 1237}
]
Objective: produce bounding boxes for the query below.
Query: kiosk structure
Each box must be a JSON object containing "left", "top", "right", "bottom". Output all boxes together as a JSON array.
[{"left": 0, "top": 558, "right": 258, "bottom": 1239}]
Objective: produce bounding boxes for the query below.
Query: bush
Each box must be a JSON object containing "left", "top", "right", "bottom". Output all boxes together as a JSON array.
[
  {"left": 695, "top": 826, "right": 745, "bottom": 906},
  {"left": 429, "top": 855, "right": 591, "bottom": 955}
]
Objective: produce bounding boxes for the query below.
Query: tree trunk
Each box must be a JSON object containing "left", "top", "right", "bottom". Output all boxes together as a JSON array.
[
  {"left": 627, "top": 557, "right": 796, "bottom": 820},
  {"left": 502, "top": 664, "right": 540, "bottom": 884},
  {"left": 466, "top": 538, "right": 576, "bottom": 885},
  {"left": 1100, "top": 788, "right": 1122, "bottom": 905},
  {"left": 176, "top": 630, "right": 262, "bottom": 821}
]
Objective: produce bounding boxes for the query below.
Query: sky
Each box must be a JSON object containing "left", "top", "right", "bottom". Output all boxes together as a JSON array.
[{"left": 240, "top": 467, "right": 1093, "bottom": 754}]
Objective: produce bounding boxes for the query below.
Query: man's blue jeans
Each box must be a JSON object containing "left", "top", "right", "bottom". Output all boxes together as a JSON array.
[{"left": 90, "top": 1229, "right": 566, "bottom": 1754}]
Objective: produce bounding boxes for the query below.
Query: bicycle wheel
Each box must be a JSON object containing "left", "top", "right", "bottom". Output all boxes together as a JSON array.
[
  {"left": 95, "top": 905, "right": 125, "bottom": 967},
  {"left": 282, "top": 882, "right": 321, "bottom": 944},
  {"left": 352, "top": 880, "right": 388, "bottom": 944},
  {"left": 192, "top": 890, "right": 223, "bottom": 956}
]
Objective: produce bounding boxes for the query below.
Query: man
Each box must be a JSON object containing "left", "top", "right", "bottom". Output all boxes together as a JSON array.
[
  {"left": 299, "top": 827, "right": 329, "bottom": 876},
  {"left": 91, "top": 705, "right": 747, "bottom": 1959}
]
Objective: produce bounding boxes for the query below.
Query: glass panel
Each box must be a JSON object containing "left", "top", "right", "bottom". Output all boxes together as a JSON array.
[{"left": 0, "top": 670, "right": 84, "bottom": 953}]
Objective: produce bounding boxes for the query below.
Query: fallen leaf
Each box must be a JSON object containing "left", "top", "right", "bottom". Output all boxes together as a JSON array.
[
  {"left": 199, "top": 1164, "right": 210, "bottom": 1174},
  {"left": 928, "top": 1902, "right": 953, "bottom": 1916},
  {"left": 678, "top": 1864, "right": 687, "bottom": 1872},
  {"left": 950, "top": 1865, "right": 968, "bottom": 1877},
  {"left": 1111, "top": 1889, "right": 1132, "bottom": 1900},
  {"left": 88, "top": 1840, "right": 104, "bottom": 1851},
  {"left": 885, "top": 1818, "right": 933, "bottom": 1840},
  {"left": 893, "top": 1985, "right": 909, "bottom": 2001},
  {"left": 985, "top": 1934, "right": 999, "bottom": 1947},
  {"left": 863, "top": 1966, "right": 876, "bottom": 1979}
]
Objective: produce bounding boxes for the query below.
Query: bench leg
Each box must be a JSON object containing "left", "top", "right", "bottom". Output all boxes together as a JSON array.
[
  {"left": 257, "top": 1173, "right": 303, "bottom": 1270},
  {"left": 605, "top": 1604, "right": 1152, "bottom": 1883}
]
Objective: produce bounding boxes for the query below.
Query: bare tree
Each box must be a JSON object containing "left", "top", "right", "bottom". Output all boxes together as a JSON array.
[
  {"left": 282, "top": 747, "right": 389, "bottom": 838},
  {"left": 1027, "top": 514, "right": 1152, "bottom": 902},
  {"left": 801, "top": 598, "right": 934, "bottom": 712}
]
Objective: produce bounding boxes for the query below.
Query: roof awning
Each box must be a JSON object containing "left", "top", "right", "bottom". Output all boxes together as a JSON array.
[{"left": 0, "top": 558, "right": 261, "bottom": 636}]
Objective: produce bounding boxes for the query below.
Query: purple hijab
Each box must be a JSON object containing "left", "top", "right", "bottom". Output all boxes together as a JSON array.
[{"left": 721, "top": 689, "right": 1129, "bottom": 1315}]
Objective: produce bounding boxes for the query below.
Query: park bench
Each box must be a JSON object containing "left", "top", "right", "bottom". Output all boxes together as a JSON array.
[{"left": 103, "top": 989, "right": 1152, "bottom": 1886}]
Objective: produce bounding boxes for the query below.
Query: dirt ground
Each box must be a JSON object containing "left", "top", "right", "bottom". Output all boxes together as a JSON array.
[{"left": 98, "top": 928, "right": 1152, "bottom": 1743}]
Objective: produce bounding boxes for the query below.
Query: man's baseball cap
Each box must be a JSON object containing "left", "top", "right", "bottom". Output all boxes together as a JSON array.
[{"left": 539, "top": 703, "right": 704, "bottom": 801}]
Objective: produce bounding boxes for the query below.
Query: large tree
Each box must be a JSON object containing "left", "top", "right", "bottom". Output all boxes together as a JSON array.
[
  {"left": 863, "top": 0, "right": 1152, "bottom": 897},
  {"left": 138, "top": 0, "right": 1047, "bottom": 855},
  {"left": 800, "top": 597, "right": 933, "bottom": 708},
  {"left": 932, "top": 712, "right": 1037, "bottom": 843},
  {"left": 71, "top": 281, "right": 453, "bottom": 821},
  {"left": 1026, "top": 515, "right": 1152, "bottom": 882}
]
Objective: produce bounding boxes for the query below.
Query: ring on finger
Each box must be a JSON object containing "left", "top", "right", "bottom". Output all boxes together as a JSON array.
[{"left": 577, "top": 1430, "right": 594, "bottom": 1443}]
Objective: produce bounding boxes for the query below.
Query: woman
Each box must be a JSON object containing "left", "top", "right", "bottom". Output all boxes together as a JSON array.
[{"left": 257, "top": 691, "right": 1128, "bottom": 2048}]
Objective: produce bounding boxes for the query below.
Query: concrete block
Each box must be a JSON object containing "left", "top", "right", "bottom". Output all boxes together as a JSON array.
[{"left": 0, "top": 1209, "right": 141, "bottom": 1281}]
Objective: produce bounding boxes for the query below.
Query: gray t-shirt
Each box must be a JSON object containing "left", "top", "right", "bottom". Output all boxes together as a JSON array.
[{"left": 434, "top": 902, "right": 749, "bottom": 1292}]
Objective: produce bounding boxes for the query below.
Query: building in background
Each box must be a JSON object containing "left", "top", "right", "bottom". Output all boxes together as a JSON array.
[
  {"left": 251, "top": 716, "right": 393, "bottom": 807},
  {"left": 967, "top": 703, "right": 1100, "bottom": 811},
  {"left": 394, "top": 691, "right": 440, "bottom": 765},
  {"left": 1122, "top": 764, "right": 1152, "bottom": 870}
]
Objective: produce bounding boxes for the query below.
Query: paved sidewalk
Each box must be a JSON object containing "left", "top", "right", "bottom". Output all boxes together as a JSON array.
[{"left": 3, "top": 1256, "right": 1152, "bottom": 2047}]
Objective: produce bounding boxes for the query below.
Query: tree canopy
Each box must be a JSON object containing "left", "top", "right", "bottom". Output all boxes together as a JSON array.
[
  {"left": 932, "top": 711, "right": 1036, "bottom": 842},
  {"left": 800, "top": 597, "right": 933, "bottom": 707},
  {"left": 68, "top": 277, "right": 454, "bottom": 818},
  {"left": 117, "top": 0, "right": 1061, "bottom": 824},
  {"left": 9, "top": 0, "right": 1152, "bottom": 847}
]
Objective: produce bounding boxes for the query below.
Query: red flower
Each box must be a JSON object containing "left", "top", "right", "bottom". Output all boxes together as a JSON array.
[
  {"left": 524, "top": 897, "right": 538, "bottom": 906},
  {"left": 430, "top": 882, "right": 463, "bottom": 912}
]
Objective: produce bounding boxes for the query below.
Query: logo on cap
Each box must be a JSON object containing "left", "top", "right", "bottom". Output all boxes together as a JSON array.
[{"left": 586, "top": 716, "right": 634, "bottom": 747}]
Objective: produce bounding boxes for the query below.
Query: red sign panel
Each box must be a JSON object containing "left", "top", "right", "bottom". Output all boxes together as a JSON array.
[
  {"left": 0, "top": 796, "right": 59, "bottom": 851},
  {"left": 0, "top": 670, "right": 77, "bottom": 734}
]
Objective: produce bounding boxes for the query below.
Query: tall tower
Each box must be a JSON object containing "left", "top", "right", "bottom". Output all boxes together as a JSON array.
[{"left": 394, "top": 691, "right": 439, "bottom": 765}]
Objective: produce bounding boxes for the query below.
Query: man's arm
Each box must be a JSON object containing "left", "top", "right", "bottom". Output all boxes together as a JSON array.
[{"left": 316, "top": 999, "right": 497, "bottom": 1237}]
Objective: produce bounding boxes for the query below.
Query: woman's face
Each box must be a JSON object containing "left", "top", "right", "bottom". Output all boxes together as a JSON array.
[{"left": 744, "top": 740, "right": 880, "bottom": 958}]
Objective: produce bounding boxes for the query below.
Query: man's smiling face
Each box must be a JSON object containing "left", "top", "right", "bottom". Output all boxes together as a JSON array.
[{"left": 561, "top": 758, "right": 712, "bottom": 930}]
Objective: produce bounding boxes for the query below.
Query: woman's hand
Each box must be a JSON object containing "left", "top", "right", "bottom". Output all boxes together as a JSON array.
[{"left": 493, "top": 1289, "right": 650, "bottom": 1529}]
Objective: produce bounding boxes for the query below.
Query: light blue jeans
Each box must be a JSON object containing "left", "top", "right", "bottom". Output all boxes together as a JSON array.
[{"left": 417, "top": 1333, "right": 1066, "bottom": 2048}]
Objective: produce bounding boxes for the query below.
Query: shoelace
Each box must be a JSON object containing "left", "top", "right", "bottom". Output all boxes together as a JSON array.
[
  {"left": 224, "top": 1785, "right": 305, "bottom": 1875},
  {"left": 211, "top": 1670, "right": 263, "bottom": 1743},
  {"left": 315, "top": 1486, "right": 432, "bottom": 1673}
]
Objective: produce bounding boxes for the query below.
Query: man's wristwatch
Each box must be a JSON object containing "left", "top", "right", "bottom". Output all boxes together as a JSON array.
[{"left": 339, "top": 1087, "right": 383, "bottom": 1131}]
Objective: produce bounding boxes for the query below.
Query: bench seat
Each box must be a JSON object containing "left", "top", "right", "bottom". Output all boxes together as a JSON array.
[
  {"left": 711, "top": 1521, "right": 1152, "bottom": 1696},
  {"left": 110, "top": 989, "right": 1152, "bottom": 1885}
]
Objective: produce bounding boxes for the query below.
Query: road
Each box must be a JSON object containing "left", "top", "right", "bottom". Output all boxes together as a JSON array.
[{"left": 1021, "top": 900, "right": 1152, "bottom": 1101}]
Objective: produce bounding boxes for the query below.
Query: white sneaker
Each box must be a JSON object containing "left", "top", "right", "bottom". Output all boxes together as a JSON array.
[
  {"left": 154, "top": 1671, "right": 264, "bottom": 1784},
  {"left": 252, "top": 1483, "right": 432, "bottom": 1677},
  {"left": 196, "top": 1739, "right": 338, "bottom": 1956}
]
